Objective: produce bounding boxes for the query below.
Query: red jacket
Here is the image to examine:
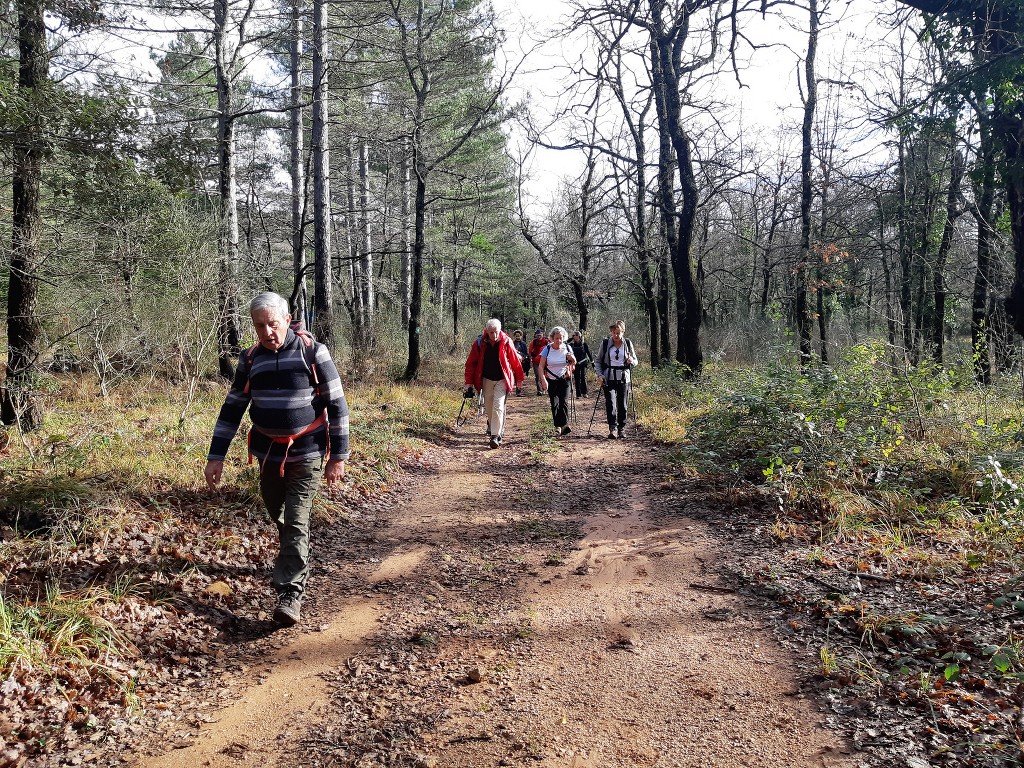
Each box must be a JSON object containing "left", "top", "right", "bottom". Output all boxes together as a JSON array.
[
  {"left": 528, "top": 336, "right": 549, "bottom": 366},
  {"left": 465, "top": 331, "right": 525, "bottom": 391}
]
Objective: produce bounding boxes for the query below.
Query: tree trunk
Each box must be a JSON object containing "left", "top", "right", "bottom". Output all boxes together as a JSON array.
[
  {"left": 401, "top": 137, "right": 412, "bottom": 329},
  {"left": 451, "top": 265, "right": 462, "bottom": 342},
  {"left": 649, "top": 6, "right": 703, "bottom": 375},
  {"left": 657, "top": 236, "right": 671, "bottom": 363},
  {"left": 404, "top": 171, "right": 427, "bottom": 380},
  {"left": 1, "top": 0, "right": 46, "bottom": 429},
  {"left": 973, "top": 117, "right": 997, "bottom": 383},
  {"left": 673, "top": 135, "right": 703, "bottom": 374},
  {"left": 359, "top": 138, "right": 375, "bottom": 336},
  {"left": 214, "top": 0, "right": 241, "bottom": 379},
  {"left": 635, "top": 175, "right": 661, "bottom": 364},
  {"left": 311, "top": 0, "right": 334, "bottom": 349},
  {"left": 759, "top": 173, "right": 784, "bottom": 322},
  {"left": 345, "top": 140, "right": 363, "bottom": 331},
  {"left": 933, "top": 150, "right": 963, "bottom": 366},
  {"left": 897, "top": 139, "right": 913, "bottom": 364},
  {"left": 878, "top": 193, "right": 901, "bottom": 373},
  {"left": 290, "top": 0, "right": 307, "bottom": 326},
  {"left": 796, "top": 0, "right": 818, "bottom": 370}
]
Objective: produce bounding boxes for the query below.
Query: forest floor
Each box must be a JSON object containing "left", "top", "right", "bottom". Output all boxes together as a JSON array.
[
  {"left": 110, "top": 391, "right": 863, "bottom": 768},
  {"left": 4, "top": 372, "right": 1023, "bottom": 767}
]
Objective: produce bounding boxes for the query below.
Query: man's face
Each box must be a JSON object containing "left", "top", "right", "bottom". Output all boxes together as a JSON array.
[
  {"left": 610, "top": 326, "right": 622, "bottom": 340},
  {"left": 485, "top": 325, "right": 500, "bottom": 342},
  {"left": 253, "top": 308, "right": 290, "bottom": 351}
]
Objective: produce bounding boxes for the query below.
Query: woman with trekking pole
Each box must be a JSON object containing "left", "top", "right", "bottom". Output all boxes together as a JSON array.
[
  {"left": 464, "top": 319, "right": 526, "bottom": 449},
  {"left": 538, "top": 326, "right": 576, "bottom": 437},
  {"left": 594, "top": 320, "right": 638, "bottom": 439}
]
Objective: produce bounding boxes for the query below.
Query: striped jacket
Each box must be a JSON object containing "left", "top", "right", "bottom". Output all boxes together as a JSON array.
[{"left": 207, "top": 329, "right": 350, "bottom": 465}]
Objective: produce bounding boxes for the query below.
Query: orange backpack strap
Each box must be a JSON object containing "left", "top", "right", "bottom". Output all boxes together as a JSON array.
[
  {"left": 241, "top": 344, "right": 260, "bottom": 394},
  {"left": 295, "top": 330, "right": 320, "bottom": 389}
]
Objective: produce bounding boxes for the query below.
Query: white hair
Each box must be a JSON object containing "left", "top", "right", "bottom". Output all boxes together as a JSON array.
[
  {"left": 485, "top": 318, "right": 502, "bottom": 331},
  {"left": 250, "top": 292, "right": 290, "bottom": 320},
  {"left": 549, "top": 325, "right": 567, "bottom": 340}
]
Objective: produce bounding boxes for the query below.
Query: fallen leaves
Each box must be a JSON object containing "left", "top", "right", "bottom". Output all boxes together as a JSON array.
[{"left": 204, "top": 581, "right": 233, "bottom": 598}]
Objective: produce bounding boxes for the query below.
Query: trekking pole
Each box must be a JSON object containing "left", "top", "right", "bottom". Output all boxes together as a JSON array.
[
  {"left": 587, "top": 383, "right": 604, "bottom": 437},
  {"left": 455, "top": 387, "right": 475, "bottom": 428},
  {"left": 568, "top": 374, "right": 577, "bottom": 426},
  {"left": 626, "top": 378, "right": 638, "bottom": 438}
]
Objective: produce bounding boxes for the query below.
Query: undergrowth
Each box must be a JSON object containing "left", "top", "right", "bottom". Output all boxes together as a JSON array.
[{"left": 641, "top": 341, "right": 1024, "bottom": 570}]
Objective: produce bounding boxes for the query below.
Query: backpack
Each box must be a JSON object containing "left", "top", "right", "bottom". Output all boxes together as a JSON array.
[
  {"left": 600, "top": 337, "right": 636, "bottom": 371},
  {"left": 541, "top": 343, "right": 573, "bottom": 379},
  {"left": 241, "top": 328, "right": 320, "bottom": 396}
]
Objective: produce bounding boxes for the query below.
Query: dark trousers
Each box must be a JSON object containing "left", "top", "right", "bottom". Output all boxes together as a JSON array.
[
  {"left": 547, "top": 377, "right": 570, "bottom": 428},
  {"left": 603, "top": 379, "right": 628, "bottom": 429},
  {"left": 260, "top": 458, "right": 324, "bottom": 596},
  {"left": 573, "top": 365, "right": 588, "bottom": 397}
]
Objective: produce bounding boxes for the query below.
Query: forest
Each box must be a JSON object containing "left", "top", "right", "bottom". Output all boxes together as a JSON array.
[{"left": 1, "top": 0, "right": 1024, "bottom": 764}]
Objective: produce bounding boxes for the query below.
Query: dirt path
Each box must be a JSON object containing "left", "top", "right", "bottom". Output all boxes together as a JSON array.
[{"left": 134, "top": 391, "right": 861, "bottom": 768}]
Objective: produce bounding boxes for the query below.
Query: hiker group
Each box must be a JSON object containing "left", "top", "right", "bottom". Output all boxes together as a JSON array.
[
  {"left": 201, "top": 291, "right": 641, "bottom": 629},
  {"left": 463, "top": 318, "right": 639, "bottom": 448}
]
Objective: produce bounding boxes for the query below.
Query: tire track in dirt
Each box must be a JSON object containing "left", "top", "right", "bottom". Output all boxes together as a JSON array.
[
  {"left": 138, "top": 602, "right": 379, "bottom": 768},
  {"left": 133, "top": 424, "right": 510, "bottom": 767}
]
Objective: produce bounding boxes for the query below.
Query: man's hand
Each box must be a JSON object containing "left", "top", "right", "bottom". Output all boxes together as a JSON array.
[
  {"left": 204, "top": 460, "right": 224, "bottom": 491},
  {"left": 325, "top": 459, "right": 346, "bottom": 486}
]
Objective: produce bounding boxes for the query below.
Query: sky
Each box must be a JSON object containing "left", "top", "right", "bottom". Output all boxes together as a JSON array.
[{"left": 492, "top": 0, "right": 900, "bottom": 205}]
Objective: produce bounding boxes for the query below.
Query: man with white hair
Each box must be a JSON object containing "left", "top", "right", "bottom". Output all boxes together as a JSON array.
[
  {"left": 204, "top": 292, "right": 349, "bottom": 627},
  {"left": 464, "top": 318, "right": 526, "bottom": 448}
]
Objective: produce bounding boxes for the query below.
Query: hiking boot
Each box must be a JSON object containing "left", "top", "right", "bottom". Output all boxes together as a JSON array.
[
  {"left": 617, "top": 427, "right": 625, "bottom": 439},
  {"left": 560, "top": 426, "right": 572, "bottom": 436},
  {"left": 607, "top": 429, "right": 617, "bottom": 439},
  {"left": 273, "top": 592, "right": 302, "bottom": 627},
  {"left": 489, "top": 435, "right": 500, "bottom": 449}
]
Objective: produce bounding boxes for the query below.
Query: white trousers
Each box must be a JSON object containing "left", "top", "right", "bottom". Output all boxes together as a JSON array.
[{"left": 482, "top": 377, "right": 508, "bottom": 438}]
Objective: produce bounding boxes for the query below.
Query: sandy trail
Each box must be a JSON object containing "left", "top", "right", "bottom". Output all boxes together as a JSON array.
[{"left": 136, "top": 391, "right": 859, "bottom": 768}]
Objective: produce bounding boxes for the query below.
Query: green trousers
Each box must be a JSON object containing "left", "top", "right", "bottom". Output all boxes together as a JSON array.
[{"left": 259, "top": 458, "right": 324, "bottom": 596}]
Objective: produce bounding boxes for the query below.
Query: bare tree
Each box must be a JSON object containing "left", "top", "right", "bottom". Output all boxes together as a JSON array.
[{"left": 310, "top": 0, "right": 334, "bottom": 349}]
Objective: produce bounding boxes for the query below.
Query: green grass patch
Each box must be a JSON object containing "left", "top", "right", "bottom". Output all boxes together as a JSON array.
[{"left": 0, "top": 585, "right": 138, "bottom": 681}]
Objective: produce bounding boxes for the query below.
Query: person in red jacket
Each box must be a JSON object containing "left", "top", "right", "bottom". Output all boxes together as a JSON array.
[
  {"left": 465, "top": 319, "right": 526, "bottom": 449},
  {"left": 527, "top": 328, "right": 549, "bottom": 396}
]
